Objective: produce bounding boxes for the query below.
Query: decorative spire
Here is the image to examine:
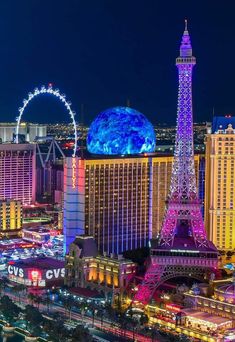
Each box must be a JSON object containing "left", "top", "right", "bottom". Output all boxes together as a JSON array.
[
  {"left": 179, "top": 19, "right": 192, "bottom": 58},
  {"left": 184, "top": 19, "right": 188, "bottom": 32}
]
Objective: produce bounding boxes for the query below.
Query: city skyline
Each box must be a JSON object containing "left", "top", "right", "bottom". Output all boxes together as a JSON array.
[
  {"left": 0, "top": 9, "right": 234, "bottom": 341},
  {"left": 0, "top": 1, "right": 235, "bottom": 126}
]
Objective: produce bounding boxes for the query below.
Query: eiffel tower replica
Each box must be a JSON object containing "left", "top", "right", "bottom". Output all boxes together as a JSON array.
[{"left": 134, "top": 21, "right": 218, "bottom": 305}]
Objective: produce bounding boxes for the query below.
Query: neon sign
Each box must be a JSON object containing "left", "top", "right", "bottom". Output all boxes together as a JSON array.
[
  {"left": 8, "top": 265, "right": 24, "bottom": 278},
  {"left": 31, "top": 270, "right": 41, "bottom": 282},
  {"left": 72, "top": 157, "right": 76, "bottom": 189},
  {"left": 7, "top": 265, "right": 65, "bottom": 281},
  {"left": 45, "top": 268, "right": 65, "bottom": 279}
]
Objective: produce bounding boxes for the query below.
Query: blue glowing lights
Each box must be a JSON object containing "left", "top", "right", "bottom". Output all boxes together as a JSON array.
[{"left": 87, "top": 106, "right": 156, "bottom": 155}]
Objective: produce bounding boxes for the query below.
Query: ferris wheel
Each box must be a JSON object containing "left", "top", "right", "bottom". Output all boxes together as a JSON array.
[{"left": 15, "top": 84, "right": 78, "bottom": 157}]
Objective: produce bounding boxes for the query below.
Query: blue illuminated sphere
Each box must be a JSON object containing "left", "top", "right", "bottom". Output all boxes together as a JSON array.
[{"left": 87, "top": 106, "right": 156, "bottom": 155}]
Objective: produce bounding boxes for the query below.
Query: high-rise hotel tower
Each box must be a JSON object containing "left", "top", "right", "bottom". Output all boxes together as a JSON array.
[
  {"left": 63, "top": 155, "right": 151, "bottom": 254},
  {"left": 205, "top": 116, "right": 235, "bottom": 251},
  {"left": 0, "top": 144, "right": 36, "bottom": 205},
  {"left": 63, "top": 153, "right": 203, "bottom": 254}
]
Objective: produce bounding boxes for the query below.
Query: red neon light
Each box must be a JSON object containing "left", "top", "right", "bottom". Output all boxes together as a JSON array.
[
  {"left": 78, "top": 159, "right": 85, "bottom": 192},
  {"left": 72, "top": 157, "right": 76, "bottom": 189},
  {"left": 165, "top": 304, "right": 182, "bottom": 313},
  {"left": 29, "top": 269, "right": 42, "bottom": 282},
  {"left": 18, "top": 243, "right": 35, "bottom": 248}
]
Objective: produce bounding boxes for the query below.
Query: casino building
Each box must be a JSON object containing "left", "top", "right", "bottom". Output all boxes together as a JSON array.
[
  {"left": 205, "top": 116, "right": 235, "bottom": 250},
  {"left": 63, "top": 106, "right": 205, "bottom": 254},
  {"left": 146, "top": 280, "right": 235, "bottom": 339},
  {"left": 63, "top": 154, "right": 204, "bottom": 254},
  {"left": 184, "top": 281, "right": 235, "bottom": 328},
  {"left": 65, "top": 236, "right": 136, "bottom": 300},
  {"left": 0, "top": 144, "right": 36, "bottom": 205}
]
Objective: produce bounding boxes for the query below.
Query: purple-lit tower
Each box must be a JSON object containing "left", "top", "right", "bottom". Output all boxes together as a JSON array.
[{"left": 134, "top": 21, "right": 218, "bottom": 305}]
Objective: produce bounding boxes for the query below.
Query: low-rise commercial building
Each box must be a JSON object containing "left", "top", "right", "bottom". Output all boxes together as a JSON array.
[
  {"left": 22, "top": 227, "right": 51, "bottom": 244},
  {"left": 65, "top": 235, "right": 136, "bottom": 300},
  {"left": 184, "top": 279, "right": 235, "bottom": 327},
  {"left": 7, "top": 257, "right": 65, "bottom": 287}
]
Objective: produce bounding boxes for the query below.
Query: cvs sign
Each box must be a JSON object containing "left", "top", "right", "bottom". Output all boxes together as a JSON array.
[
  {"left": 45, "top": 268, "right": 65, "bottom": 280},
  {"left": 8, "top": 265, "right": 24, "bottom": 278}
]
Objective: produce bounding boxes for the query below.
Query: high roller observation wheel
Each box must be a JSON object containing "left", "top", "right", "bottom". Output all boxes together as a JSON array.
[{"left": 15, "top": 84, "right": 78, "bottom": 157}]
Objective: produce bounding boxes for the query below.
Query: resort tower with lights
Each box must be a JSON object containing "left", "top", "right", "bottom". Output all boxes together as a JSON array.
[{"left": 134, "top": 21, "right": 218, "bottom": 305}]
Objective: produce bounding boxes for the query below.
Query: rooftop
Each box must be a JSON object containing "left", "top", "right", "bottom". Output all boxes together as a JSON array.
[
  {"left": 182, "top": 309, "right": 232, "bottom": 326},
  {"left": 71, "top": 235, "right": 98, "bottom": 258},
  {"left": 69, "top": 287, "right": 104, "bottom": 299},
  {"left": 95, "top": 255, "right": 135, "bottom": 265},
  {"left": 8, "top": 257, "right": 64, "bottom": 270},
  {"left": 23, "top": 227, "right": 50, "bottom": 234},
  {"left": 212, "top": 116, "right": 235, "bottom": 133}
]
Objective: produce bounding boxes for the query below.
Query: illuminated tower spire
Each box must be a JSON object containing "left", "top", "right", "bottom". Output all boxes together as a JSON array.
[
  {"left": 133, "top": 22, "right": 218, "bottom": 306},
  {"left": 169, "top": 19, "right": 196, "bottom": 201},
  {"left": 159, "top": 20, "right": 208, "bottom": 248},
  {"left": 179, "top": 19, "right": 193, "bottom": 57}
]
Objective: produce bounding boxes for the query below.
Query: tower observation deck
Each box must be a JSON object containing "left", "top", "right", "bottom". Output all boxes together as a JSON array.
[{"left": 133, "top": 21, "right": 218, "bottom": 305}]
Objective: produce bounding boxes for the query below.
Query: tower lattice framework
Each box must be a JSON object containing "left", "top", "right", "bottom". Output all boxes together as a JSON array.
[{"left": 133, "top": 21, "right": 218, "bottom": 305}]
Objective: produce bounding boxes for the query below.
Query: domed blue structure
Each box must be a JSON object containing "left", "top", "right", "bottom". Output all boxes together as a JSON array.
[{"left": 87, "top": 106, "right": 156, "bottom": 155}]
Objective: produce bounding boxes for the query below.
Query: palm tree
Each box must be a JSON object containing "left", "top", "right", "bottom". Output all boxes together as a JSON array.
[
  {"left": 71, "top": 325, "right": 93, "bottom": 342},
  {"left": 91, "top": 308, "right": 98, "bottom": 327},
  {"left": 117, "top": 312, "right": 128, "bottom": 338},
  {"left": 80, "top": 302, "right": 86, "bottom": 323},
  {"left": 63, "top": 296, "right": 74, "bottom": 322},
  {"left": 43, "top": 295, "right": 51, "bottom": 314},
  {"left": 18, "top": 284, "right": 27, "bottom": 294},
  {"left": 28, "top": 292, "right": 36, "bottom": 305},
  {"left": 13, "top": 284, "right": 27, "bottom": 303},
  {"left": 98, "top": 308, "right": 105, "bottom": 329},
  {"left": 1, "top": 277, "right": 9, "bottom": 293},
  {"left": 34, "top": 295, "right": 42, "bottom": 309},
  {"left": 12, "top": 285, "right": 19, "bottom": 303},
  {"left": 0, "top": 282, "right": 4, "bottom": 298}
]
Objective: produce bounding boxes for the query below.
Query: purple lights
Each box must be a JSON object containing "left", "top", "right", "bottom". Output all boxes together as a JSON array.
[
  {"left": 170, "top": 25, "right": 196, "bottom": 201},
  {"left": 133, "top": 22, "right": 218, "bottom": 306},
  {"left": 160, "top": 21, "right": 208, "bottom": 250},
  {"left": 180, "top": 20, "right": 193, "bottom": 57}
]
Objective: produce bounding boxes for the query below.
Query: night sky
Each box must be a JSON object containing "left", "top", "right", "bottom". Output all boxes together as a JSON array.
[{"left": 1, "top": 0, "right": 235, "bottom": 125}]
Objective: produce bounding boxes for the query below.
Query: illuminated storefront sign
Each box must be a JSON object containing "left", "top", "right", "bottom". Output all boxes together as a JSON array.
[
  {"left": 7, "top": 265, "right": 65, "bottom": 283},
  {"left": 30, "top": 270, "right": 41, "bottom": 282},
  {"left": 8, "top": 265, "right": 24, "bottom": 278},
  {"left": 45, "top": 268, "right": 65, "bottom": 279}
]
